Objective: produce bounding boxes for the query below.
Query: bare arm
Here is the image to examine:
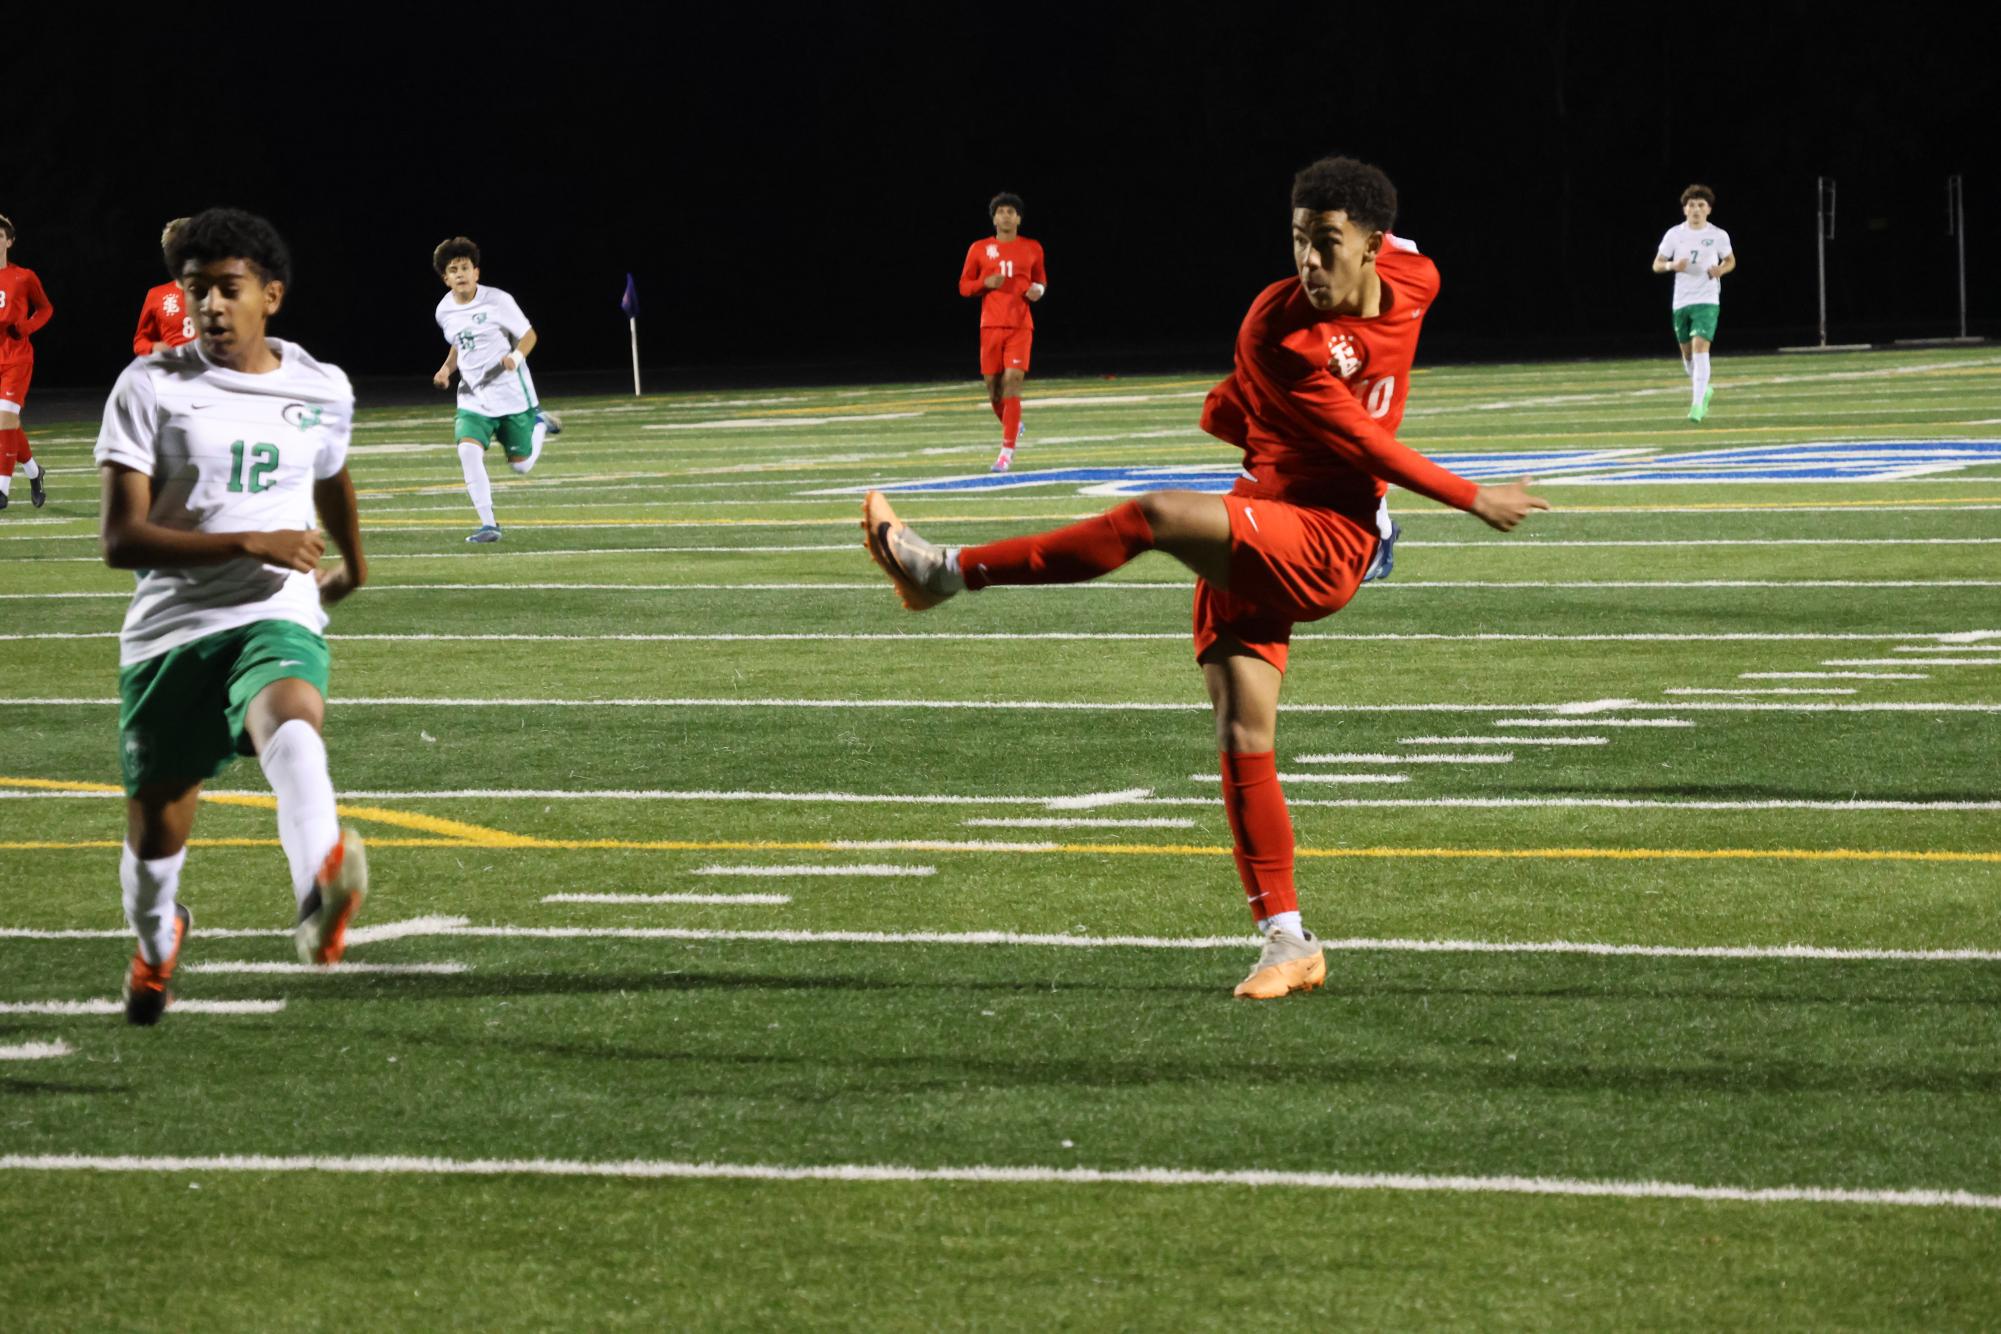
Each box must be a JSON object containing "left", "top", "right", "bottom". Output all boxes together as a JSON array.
[
  {"left": 99, "top": 464, "right": 323, "bottom": 572},
  {"left": 1652, "top": 251, "right": 1685, "bottom": 274},
  {"left": 433, "top": 344, "right": 458, "bottom": 389},
  {"left": 312, "top": 467, "right": 368, "bottom": 604},
  {"left": 502, "top": 328, "right": 537, "bottom": 371},
  {"left": 1708, "top": 253, "right": 1738, "bottom": 280}
]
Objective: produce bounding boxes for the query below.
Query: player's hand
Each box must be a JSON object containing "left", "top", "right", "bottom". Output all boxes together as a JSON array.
[
  {"left": 243, "top": 528, "right": 327, "bottom": 573},
  {"left": 432, "top": 368, "right": 452, "bottom": 389},
  {"left": 1669, "top": 257, "right": 1689, "bottom": 273},
  {"left": 1706, "top": 265, "right": 1721, "bottom": 279},
  {"left": 1024, "top": 283, "right": 1045, "bottom": 303},
  {"left": 502, "top": 355, "right": 519, "bottom": 371},
  {"left": 316, "top": 561, "right": 360, "bottom": 605},
  {"left": 984, "top": 272, "right": 1005, "bottom": 290},
  {"left": 1470, "top": 478, "right": 1551, "bottom": 532}
]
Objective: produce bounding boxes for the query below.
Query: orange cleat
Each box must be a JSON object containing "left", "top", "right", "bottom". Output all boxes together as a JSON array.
[
  {"left": 123, "top": 903, "right": 192, "bottom": 1026},
  {"left": 861, "top": 491, "right": 958, "bottom": 611},
  {"left": 294, "top": 827, "right": 369, "bottom": 965},
  {"left": 1233, "top": 929, "right": 1327, "bottom": 1000}
]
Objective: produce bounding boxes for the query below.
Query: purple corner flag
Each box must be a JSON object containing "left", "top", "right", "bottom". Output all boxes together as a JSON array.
[{"left": 620, "top": 273, "right": 640, "bottom": 319}]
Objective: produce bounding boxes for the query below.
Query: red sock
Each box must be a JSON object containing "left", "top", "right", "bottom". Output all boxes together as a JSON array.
[
  {"left": 1001, "top": 397, "right": 1021, "bottom": 447},
  {"left": 958, "top": 499, "right": 1154, "bottom": 590},
  {"left": 1218, "top": 751, "right": 1297, "bottom": 921},
  {"left": 12, "top": 431, "right": 29, "bottom": 465},
  {"left": 0, "top": 430, "right": 19, "bottom": 477}
]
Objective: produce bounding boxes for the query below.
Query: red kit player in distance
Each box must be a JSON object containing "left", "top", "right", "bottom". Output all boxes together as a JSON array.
[
  {"left": 134, "top": 218, "right": 198, "bottom": 356},
  {"left": 0, "top": 212, "right": 55, "bottom": 510},
  {"left": 868, "top": 155, "right": 1547, "bottom": 999},
  {"left": 958, "top": 192, "right": 1046, "bottom": 473}
]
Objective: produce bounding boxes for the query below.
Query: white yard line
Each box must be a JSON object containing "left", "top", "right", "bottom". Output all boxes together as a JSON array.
[
  {"left": 1823, "top": 658, "right": 2001, "bottom": 667},
  {"left": 1189, "top": 773, "right": 1411, "bottom": 785},
  {"left": 962, "top": 818, "right": 1196, "bottom": 829},
  {"left": 0, "top": 1000, "right": 285, "bottom": 1015},
  {"left": 5, "top": 630, "right": 1975, "bottom": 646},
  {"left": 1495, "top": 719, "right": 1695, "bottom": 727},
  {"left": 690, "top": 864, "right": 937, "bottom": 878},
  {"left": 1294, "top": 753, "right": 1512, "bottom": 764},
  {"left": 1401, "top": 736, "right": 1608, "bottom": 746},
  {"left": 0, "top": 1152, "right": 1996, "bottom": 1212},
  {"left": 1739, "top": 672, "right": 1927, "bottom": 680},
  {"left": 544, "top": 893, "right": 792, "bottom": 906},
  {"left": 0, "top": 1042, "right": 73, "bottom": 1060},
  {"left": 1663, "top": 688, "right": 1858, "bottom": 696},
  {"left": 6, "top": 698, "right": 1995, "bottom": 715},
  {"left": 185, "top": 962, "right": 468, "bottom": 976}
]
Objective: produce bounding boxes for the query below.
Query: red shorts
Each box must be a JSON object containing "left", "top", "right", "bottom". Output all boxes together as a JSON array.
[
  {"left": 979, "top": 326, "right": 1032, "bottom": 377},
  {"left": 0, "top": 357, "right": 31, "bottom": 411},
  {"left": 1191, "top": 496, "right": 1377, "bottom": 673}
]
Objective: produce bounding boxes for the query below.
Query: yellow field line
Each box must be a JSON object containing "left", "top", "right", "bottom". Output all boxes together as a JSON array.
[{"left": 3, "top": 834, "right": 1997, "bottom": 864}]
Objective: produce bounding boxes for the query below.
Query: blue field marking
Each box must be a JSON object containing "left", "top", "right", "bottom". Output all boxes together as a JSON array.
[{"left": 837, "top": 441, "right": 2001, "bottom": 495}]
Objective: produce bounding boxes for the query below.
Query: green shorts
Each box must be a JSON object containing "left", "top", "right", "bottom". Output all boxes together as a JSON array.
[
  {"left": 1672, "top": 304, "right": 1721, "bottom": 344},
  {"left": 456, "top": 407, "right": 540, "bottom": 461},
  {"left": 118, "top": 620, "right": 331, "bottom": 795}
]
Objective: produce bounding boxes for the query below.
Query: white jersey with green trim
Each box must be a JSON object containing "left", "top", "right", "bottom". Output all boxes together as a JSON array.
[
  {"left": 1658, "top": 222, "right": 1733, "bottom": 309},
  {"left": 93, "top": 339, "right": 354, "bottom": 667},
  {"left": 436, "top": 284, "right": 538, "bottom": 416}
]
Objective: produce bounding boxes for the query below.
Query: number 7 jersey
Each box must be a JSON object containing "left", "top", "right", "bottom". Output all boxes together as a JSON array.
[
  {"left": 1199, "top": 237, "right": 1477, "bottom": 526},
  {"left": 93, "top": 339, "right": 354, "bottom": 665}
]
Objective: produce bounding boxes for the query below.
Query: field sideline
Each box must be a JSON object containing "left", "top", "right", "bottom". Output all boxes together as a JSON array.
[{"left": 3, "top": 346, "right": 2000, "bottom": 1329}]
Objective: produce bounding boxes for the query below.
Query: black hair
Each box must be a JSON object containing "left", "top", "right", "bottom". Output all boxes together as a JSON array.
[
  {"left": 1290, "top": 156, "right": 1397, "bottom": 233},
  {"left": 166, "top": 207, "right": 292, "bottom": 287},
  {"left": 988, "top": 192, "right": 1024, "bottom": 220},
  {"left": 432, "top": 236, "right": 481, "bottom": 276},
  {"left": 1680, "top": 183, "right": 1716, "bottom": 207}
]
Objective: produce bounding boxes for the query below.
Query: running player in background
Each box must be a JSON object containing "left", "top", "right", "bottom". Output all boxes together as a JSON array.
[
  {"left": 133, "top": 218, "right": 197, "bottom": 356},
  {"left": 0, "top": 213, "right": 55, "bottom": 510},
  {"left": 958, "top": 193, "right": 1046, "bottom": 472},
  {"left": 869, "top": 156, "right": 1547, "bottom": 999},
  {"left": 431, "top": 236, "right": 562, "bottom": 543},
  {"left": 96, "top": 207, "right": 370, "bottom": 1025},
  {"left": 1652, "top": 184, "right": 1736, "bottom": 422}
]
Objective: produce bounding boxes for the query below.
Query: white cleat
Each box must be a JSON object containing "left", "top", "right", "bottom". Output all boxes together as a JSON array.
[
  {"left": 991, "top": 446, "right": 1015, "bottom": 473},
  {"left": 295, "top": 827, "right": 369, "bottom": 965},
  {"left": 861, "top": 491, "right": 963, "bottom": 611}
]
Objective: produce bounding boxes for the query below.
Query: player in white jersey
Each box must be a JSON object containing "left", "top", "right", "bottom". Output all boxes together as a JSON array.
[
  {"left": 1651, "top": 183, "right": 1736, "bottom": 422},
  {"left": 94, "top": 208, "right": 371, "bottom": 1025},
  {"left": 431, "top": 236, "right": 561, "bottom": 543}
]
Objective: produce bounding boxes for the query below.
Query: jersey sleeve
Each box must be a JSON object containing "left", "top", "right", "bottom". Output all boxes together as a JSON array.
[
  {"left": 959, "top": 245, "right": 987, "bottom": 298},
  {"left": 1240, "top": 321, "right": 1479, "bottom": 511},
  {"left": 1715, "top": 228, "right": 1733, "bottom": 259},
  {"left": 93, "top": 362, "right": 162, "bottom": 474},
  {"left": 19, "top": 272, "right": 54, "bottom": 337},
  {"left": 313, "top": 384, "right": 356, "bottom": 480},
  {"left": 494, "top": 292, "right": 533, "bottom": 345},
  {"left": 1030, "top": 244, "right": 1048, "bottom": 289},
  {"left": 132, "top": 298, "right": 159, "bottom": 356},
  {"left": 1658, "top": 227, "right": 1679, "bottom": 259}
]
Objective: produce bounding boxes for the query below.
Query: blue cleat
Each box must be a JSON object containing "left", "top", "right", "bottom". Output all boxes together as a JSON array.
[
  {"left": 466, "top": 524, "right": 504, "bottom": 544},
  {"left": 538, "top": 409, "right": 563, "bottom": 437},
  {"left": 1361, "top": 520, "right": 1401, "bottom": 584}
]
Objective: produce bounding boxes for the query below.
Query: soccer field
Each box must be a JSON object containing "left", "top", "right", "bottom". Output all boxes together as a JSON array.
[{"left": 3, "top": 347, "right": 2000, "bottom": 1329}]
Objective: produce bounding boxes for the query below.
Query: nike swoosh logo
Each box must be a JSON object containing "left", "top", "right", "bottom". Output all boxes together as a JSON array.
[
  {"left": 1243, "top": 505, "right": 1260, "bottom": 533},
  {"left": 277, "top": 660, "right": 305, "bottom": 667}
]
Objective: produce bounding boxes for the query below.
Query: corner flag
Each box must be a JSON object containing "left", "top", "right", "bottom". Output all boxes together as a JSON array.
[{"left": 621, "top": 273, "right": 641, "bottom": 396}]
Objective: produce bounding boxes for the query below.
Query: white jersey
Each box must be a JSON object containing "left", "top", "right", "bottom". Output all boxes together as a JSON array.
[
  {"left": 93, "top": 339, "right": 353, "bottom": 666},
  {"left": 1658, "top": 222, "right": 1733, "bottom": 308},
  {"left": 436, "top": 284, "right": 538, "bottom": 417}
]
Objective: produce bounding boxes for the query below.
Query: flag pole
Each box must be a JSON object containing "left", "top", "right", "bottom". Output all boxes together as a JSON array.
[
  {"left": 620, "top": 272, "right": 642, "bottom": 397},
  {"left": 628, "top": 316, "right": 641, "bottom": 396}
]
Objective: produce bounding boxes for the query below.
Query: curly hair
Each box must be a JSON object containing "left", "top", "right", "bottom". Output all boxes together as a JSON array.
[
  {"left": 432, "top": 236, "right": 481, "bottom": 276},
  {"left": 166, "top": 208, "right": 292, "bottom": 287},
  {"left": 1680, "top": 183, "right": 1716, "bottom": 207},
  {"left": 1290, "top": 156, "right": 1397, "bottom": 232},
  {"left": 988, "top": 192, "right": 1024, "bottom": 220}
]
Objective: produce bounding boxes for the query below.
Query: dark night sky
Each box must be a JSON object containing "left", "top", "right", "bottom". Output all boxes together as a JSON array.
[{"left": 10, "top": 4, "right": 1991, "bottom": 393}]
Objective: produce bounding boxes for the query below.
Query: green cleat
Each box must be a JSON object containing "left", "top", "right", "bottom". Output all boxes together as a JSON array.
[{"left": 1688, "top": 386, "right": 1713, "bottom": 423}]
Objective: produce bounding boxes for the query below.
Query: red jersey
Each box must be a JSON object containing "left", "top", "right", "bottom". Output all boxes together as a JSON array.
[
  {"left": 133, "top": 281, "right": 196, "bottom": 356},
  {"left": 1198, "top": 239, "right": 1475, "bottom": 526},
  {"left": 959, "top": 235, "right": 1047, "bottom": 330},
  {"left": 0, "top": 265, "right": 53, "bottom": 364}
]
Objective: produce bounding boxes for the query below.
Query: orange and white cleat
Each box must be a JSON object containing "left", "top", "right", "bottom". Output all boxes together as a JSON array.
[
  {"left": 295, "top": 827, "right": 369, "bottom": 965},
  {"left": 123, "top": 903, "right": 192, "bottom": 1026},
  {"left": 861, "top": 491, "right": 961, "bottom": 612},
  {"left": 1233, "top": 928, "right": 1326, "bottom": 1000}
]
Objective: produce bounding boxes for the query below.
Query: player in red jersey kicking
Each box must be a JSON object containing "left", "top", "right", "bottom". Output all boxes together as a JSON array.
[
  {"left": 0, "top": 213, "right": 55, "bottom": 511},
  {"left": 958, "top": 192, "right": 1047, "bottom": 472},
  {"left": 870, "top": 156, "right": 1547, "bottom": 998},
  {"left": 133, "top": 218, "right": 198, "bottom": 357}
]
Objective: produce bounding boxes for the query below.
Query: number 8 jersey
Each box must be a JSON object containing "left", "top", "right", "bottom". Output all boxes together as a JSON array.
[{"left": 93, "top": 339, "right": 354, "bottom": 666}]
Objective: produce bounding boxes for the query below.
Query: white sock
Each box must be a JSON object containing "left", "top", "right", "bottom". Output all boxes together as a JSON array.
[
  {"left": 511, "top": 419, "right": 547, "bottom": 475},
  {"left": 122, "top": 843, "right": 188, "bottom": 965},
  {"left": 19, "top": 457, "right": 40, "bottom": 480},
  {"left": 1257, "top": 910, "right": 1303, "bottom": 939},
  {"left": 1681, "top": 354, "right": 1693, "bottom": 376},
  {"left": 258, "top": 718, "right": 340, "bottom": 908},
  {"left": 0, "top": 475, "right": 11, "bottom": 497},
  {"left": 1692, "top": 352, "right": 1711, "bottom": 405},
  {"left": 458, "top": 441, "right": 496, "bottom": 526}
]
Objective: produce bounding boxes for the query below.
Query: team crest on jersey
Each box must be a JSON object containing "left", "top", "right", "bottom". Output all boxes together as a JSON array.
[
  {"left": 1327, "top": 334, "right": 1365, "bottom": 380},
  {"left": 282, "top": 403, "right": 326, "bottom": 431},
  {"left": 163, "top": 294, "right": 182, "bottom": 314},
  {"left": 986, "top": 245, "right": 999, "bottom": 259},
  {"left": 474, "top": 313, "right": 489, "bottom": 324}
]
